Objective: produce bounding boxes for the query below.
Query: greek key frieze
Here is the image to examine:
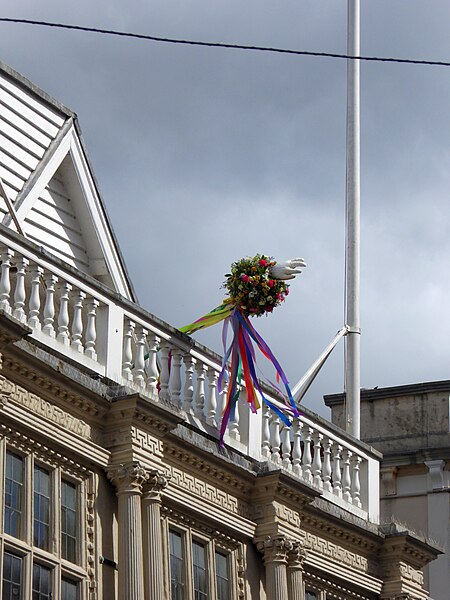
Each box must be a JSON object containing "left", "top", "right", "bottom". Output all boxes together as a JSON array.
[
  {"left": 131, "top": 427, "right": 164, "bottom": 456},
  {"left": 168, "top": 465, "right": 250, "bottom": 518},
  {"left": 304, "top": 532, "right": 368, "bottom": 572},
  {"left": 5, "top": 381, "right": 99, "bottom": 441}
]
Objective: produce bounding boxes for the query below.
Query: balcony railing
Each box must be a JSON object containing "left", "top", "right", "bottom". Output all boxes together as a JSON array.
[{"left": 0, "top": 226, "right": 380, "bottom": 522}]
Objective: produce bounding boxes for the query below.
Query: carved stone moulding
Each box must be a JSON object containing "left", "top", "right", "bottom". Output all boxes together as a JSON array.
[
  {"left": 106, "top": 461, "right": 149, "bottom": 494},
  {"left": 0, "top": 423, "right": 91, "bottom": 478},
  {"left": 165, "top": 442, "right": 252, "bottom": 494},
  {"left": 1, "top": 353, "right": 108, "bottom": 419},
  {"left": 304, "top": 570, "right": 379, "bottom": 600},
  {"left": 161, "top": 504, "right": 242, "bottom": 552},
  {"left": 257, "top": 535, "right": 308, "bottom": 568}
]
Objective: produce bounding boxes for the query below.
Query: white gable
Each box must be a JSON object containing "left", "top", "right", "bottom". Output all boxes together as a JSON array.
[
  {"left": 23, "top": 160, "right": 89, "bottom": 272},
  {"left": 0, "top": 62, "right": 135, "bottom": 300}
]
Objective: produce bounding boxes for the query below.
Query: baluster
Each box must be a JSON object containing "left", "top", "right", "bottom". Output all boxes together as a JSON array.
[
  {"left": 218, "top": 381, "right": 227, "bottom": 435},
  {"left": 351, "top": 455, "right": 362, "bottom": 507},
  {"left": 42, "top": 273, "right": 58, "bottom": 337},
  {"left": 0, "top": 248, "right": 14, "bottom": 313},
  {"left": 342, "top": 449, "right": 352, "bottom": 503},
  {"left": 332, "top": 444, "right": 343, "bottom": 497},
  {"left": 122, "top": 318, "right": 135, "bottom": 381},
  {"left": 28, "top": 264, "right": 43, "bottom": 330},
  {"left": 13, "top": 256, "right": 29, "bottom": 323},
  {"left": 261, "top": 403, "right": 271, "bottom": 459},
  {"left": 292, "top": 419, "right": 302, "bottom": 476},
  {"left": 281, "top": 426, "right": 292, "bottom": 470},
  {"left": 229, "top": 386, "right": 240, "bottom": 441},
  {"left": 57, "top": 281, "right": 72, "bottom": 345},
  {"left": 312, "top": 432, "right": 323, "bottom": 488},
  {"left": 170, "top": 347, "right": 182, "bottom": 408},
  {"left": 301, "top": 427, "right": 313, "bottom": 483},
  {"left": 70, "top": 289, "right": 85, "bottom": 353},
  {"left": 134, "top": 325, "right": 148, "bottom": 388},
  {"left": 85, "top": 298, "right": 99, "bottom": 360},
  {"left": 322, "top": 437, "right": 333, "bottom": 493},
  {"left": 206, "top": 369, "right": 218, "bottom": 427},
  {"left": 159, "top": 340, "right": 171, "bottom": 402},
  {"left": 146, "top": 332, "right": 160, "bottom": 399},
  {"left": 194, "top": 362, "right": 207, "bottom": 420},
  {"left": 270, "top": 414, "right": 281, "bottom": 464},
  {"left": 182, "top": 355, "right": 195, "bottom": 413}
]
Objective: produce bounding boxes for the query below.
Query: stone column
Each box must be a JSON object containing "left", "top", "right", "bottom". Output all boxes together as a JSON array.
[
  {"left": 142, "top": 470, "right": 169, "bottom": 600},
  {"left": 257, "top": 536, "right": 290, "bottom": 600},
  {"left": 107, "top": 462, "right": 148, "bottom": 600},
  {"left": 287, "top": 541, "right": 307, "bottom": 600}
]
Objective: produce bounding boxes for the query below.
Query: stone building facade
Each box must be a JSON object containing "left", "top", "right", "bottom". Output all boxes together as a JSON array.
[
  {"left": 325, "top": 382, "right": 450, "bottom": 600},
  {"left": 0, "top": 60, "right": 441, "bottom": 599}
]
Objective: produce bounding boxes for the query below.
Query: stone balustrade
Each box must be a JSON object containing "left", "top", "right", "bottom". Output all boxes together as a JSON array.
[{"left": 0, "top": 229, "right": 380, "bottom": 522}]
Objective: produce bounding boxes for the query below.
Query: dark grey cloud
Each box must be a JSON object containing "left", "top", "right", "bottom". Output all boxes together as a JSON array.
[{"left": 1, "top": 1, "right": 449, "bottom": 417}]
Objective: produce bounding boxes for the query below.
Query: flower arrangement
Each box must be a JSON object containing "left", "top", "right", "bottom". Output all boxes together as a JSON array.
[
  {"left": 224, "top": 254, "right": 289, "bottom": 316},
  {"left": 179, "top": 253, "right": 305, "bottom": 445}
]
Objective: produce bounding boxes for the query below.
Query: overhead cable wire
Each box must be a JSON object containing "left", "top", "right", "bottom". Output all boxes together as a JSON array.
[{"left": 1, "top": 17, "right": 450, "bottom": 68}]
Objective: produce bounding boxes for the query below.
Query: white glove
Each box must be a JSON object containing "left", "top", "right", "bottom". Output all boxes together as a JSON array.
[{"left": 269, "top": 258, "right": 306, "bottom": 281}]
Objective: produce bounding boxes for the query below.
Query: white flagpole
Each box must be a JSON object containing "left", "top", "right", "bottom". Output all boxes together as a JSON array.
[{"left": 345, "top": 0, "right": 361, "bottom": 438}]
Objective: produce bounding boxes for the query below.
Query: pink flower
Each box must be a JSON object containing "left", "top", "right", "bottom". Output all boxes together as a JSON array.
[
  {"left": 285, "top": 288, "right": 289, "bottom": 295},
  {"left": 268, "top": 280, "right": 274, "bottom": 288},
  {"left": 277, "top": 293, "right": 283, "bottom": 300},
  {"left": 241, "top": 274, "right": 249, "bottom": 282},
  {"left": 259, "top": 259, "right": 268, "bottom": 267}
]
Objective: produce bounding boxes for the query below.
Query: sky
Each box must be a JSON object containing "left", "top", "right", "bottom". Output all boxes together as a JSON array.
[{"left": 0, "top": 1, "right": 449, "bottom": 418}]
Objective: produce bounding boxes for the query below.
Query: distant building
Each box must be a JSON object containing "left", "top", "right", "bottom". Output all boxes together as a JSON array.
[
  {"left": 0, "top": 59, "right": 441, "bottom": 599},
  {"left": 325, "top": 381, "right": 450, "bottom": 600}
]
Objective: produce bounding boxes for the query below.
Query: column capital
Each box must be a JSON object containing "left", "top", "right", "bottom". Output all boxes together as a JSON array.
[
  {"left": 257, "top": 535, "right": 297, "bottom": 566},
  {"left": 143, "top": 469, "right": 170, "bottom": 502},
  {"left": 107, "top": 462, "right": 148, "bottom": 495},
  {"left": 287, "top": 541, "right": 307, "bottom": 571}
]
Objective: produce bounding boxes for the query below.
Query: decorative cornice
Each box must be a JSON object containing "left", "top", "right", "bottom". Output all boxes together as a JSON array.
[
  {"left": 303, "top": 531, "right": 370, "bottom": 574},
  {"left": 304, "top": 570, "right": 378, "bottom": 600},
  {"left": 2, "top": 354, "right": 108, "bottom": 418},
  {"left": 106, "top": 394, "right": 183, "bottom": 439},
  {"left": 1, "top": 377, "right": 103, "bottom": 443},
  {"left": 0, "top": 310, "right": 31, "bottom": 346},
  {"left": 161, "top": 505, "right": 241, "bottom": 551},
  {"left": 379, "top": 532, "right": 442, "bottom": 569},
  {"left": 300, "top": 511, "right": 380, "bottom": 554},
  {"left": 165, "top": 444, "right": 252, "bottom": 494},
  {"left": 0, "top": 423, "right": 90, "bottom": 478}
]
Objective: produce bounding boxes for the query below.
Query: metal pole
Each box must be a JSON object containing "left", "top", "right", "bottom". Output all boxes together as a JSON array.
[{"left": 345, "top": 0, "right": 361, "bottom": 438}]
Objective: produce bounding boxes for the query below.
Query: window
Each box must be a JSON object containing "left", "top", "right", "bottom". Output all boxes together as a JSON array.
[
  {"left": 61, "top": 578, "right": 78, "bottom": 600},
  {"left": 2, "top": 552, "right": 22, "bottom": 600},
  {"left": 215, "top": 551, "right": 230, "bottom": 600},
  {"left": 4, "top": 452, "right": 24, "bottom": 538},
  {"left": 33, "top": 466, "right": 51, "bottom": 550},
  {"left": 1, "top": 446, "right": 87, "bottom": 599},
  {"left": 167, "top": 525, "right": 236, "bottom": 600},
  {"left": 169, "top": 530, "right": 185, "bottom": 599},
  {"left": 306, "top": 591, "right": 317, "bottom": 600},
  {"left": 192, "top": 541, "right": 207, "bottom": 599},
  {"left": 32, "top": 564, "right": 51, "bottom": 600},
  {"left": 61, "top": 480, "right": 77, "bottom": 562}
]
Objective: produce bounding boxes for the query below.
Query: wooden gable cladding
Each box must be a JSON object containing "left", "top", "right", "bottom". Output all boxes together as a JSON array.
[
  {"left": 23, "top": 162, "right": 89, "bottom": 272},
  {"left": 0, "top": 69, "right": 64, "bottom": 218},
  {"left": 0, "top": 62, "right": 135, "bottom": 300}
]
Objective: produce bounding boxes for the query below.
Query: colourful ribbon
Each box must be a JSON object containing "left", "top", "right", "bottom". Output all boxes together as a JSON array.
[{"left": 180, "top": 302, "right": 299, "bottom": 446}]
